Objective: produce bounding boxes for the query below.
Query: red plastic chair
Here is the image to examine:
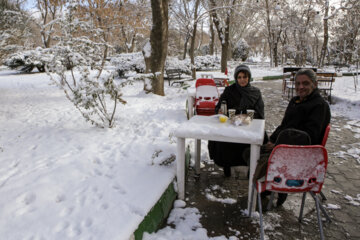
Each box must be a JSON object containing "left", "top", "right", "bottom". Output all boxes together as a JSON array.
[
  {"left": 194, "top": 78, "right": 219, "bottom": 116},
  {"left": 319, "top": 124, "right": 331, "bottom": 201},
  {"left": 249, "top": 145, "right": 331, "bottom": 240},
  {"left": 321, "top": 124, "right": 331, "bottom": 147}
]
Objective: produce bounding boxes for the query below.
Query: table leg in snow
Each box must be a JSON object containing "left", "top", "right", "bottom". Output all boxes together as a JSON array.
[
  {"left": 195, "top": 139, "right": 201, "bottom": 174},
  {"left": 177, "top": 137, "right": 186, "bottom": 199},
  {"left": 248, "top": 144, "right": 260, "bottom": 212},
  {"left": 187, "top": 95, "right": 194, "bottom": 119}
]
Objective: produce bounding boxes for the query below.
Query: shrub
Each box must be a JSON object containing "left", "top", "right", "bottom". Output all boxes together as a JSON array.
[
  {"left": 4, "top": 47, "right": 49, "bottom": 72},
  {"left": 233, "top": 39, "right": 250, "bottom": 61},
  {"left": 110, "top": 53, "right": 221, "bottom": 77},
  {"left": 45, "top": 3, "right": 126, "bottom": 128}
]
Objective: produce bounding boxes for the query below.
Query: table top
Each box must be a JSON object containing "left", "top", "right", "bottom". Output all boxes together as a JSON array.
[{"left": 174, "top": 115, "right": 265, "bottom": 145}]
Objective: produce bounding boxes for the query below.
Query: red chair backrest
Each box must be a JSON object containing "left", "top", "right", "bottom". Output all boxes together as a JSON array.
[
  {"left": 321, "top": 124, "right": 331, "bottom": 146},
  {"left": 196, "top": 78, "right": 216, "bottom": 88},
  {"left": 194, "top": 78, "right": 219, "bottom": 116},
  {"left": 263, "top": 145, "right": 328, "bottom": 194},
  {"left": 195, "top": 78, "right": 219, "bottom": 101}
]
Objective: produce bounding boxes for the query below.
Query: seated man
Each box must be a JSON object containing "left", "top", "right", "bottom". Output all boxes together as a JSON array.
[{"left": 257, "top": 68, "right": 331, "bottom": 206}]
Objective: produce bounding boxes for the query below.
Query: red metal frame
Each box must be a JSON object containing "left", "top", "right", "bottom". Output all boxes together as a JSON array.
[{"left": 321, "top": 124, "right": 331, "bottom": 147}]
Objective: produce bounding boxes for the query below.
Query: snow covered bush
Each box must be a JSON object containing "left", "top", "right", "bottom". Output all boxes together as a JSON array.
[
  {"left": 200, "top": 45, "right": 210, "bottom": 56},
  {"left": 166, "top": 55, "right": 221, "bottom": 72},
  {"left": 4, "top": 47, "right": 49, "bottom": 72},
  {"left": 165, "top": 57, "right": 191, "bottom": 74},
  {"left": 232, "top": 39, "right": 250, "bottom": 61},
  {"left": 194, "top": 55, "right": 221, "bottom": 70},
  {"left": 110, "top": 53, "right": 220, "bottom": 77},
  {"left": 45, "top": 1, "right": 126, "bottom": 128},
  {"left": 0, "top": 8, "right": 33, "bottom": 63},
  {"left": 110, "top": 52, "right": 145, "bottom": 77}
]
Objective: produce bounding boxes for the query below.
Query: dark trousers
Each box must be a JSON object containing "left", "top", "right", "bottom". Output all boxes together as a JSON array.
[{"left": 208, "top": 141, "right": 249, "bottom": 167}]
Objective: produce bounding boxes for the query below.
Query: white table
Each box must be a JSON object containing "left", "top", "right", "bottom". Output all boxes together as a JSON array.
[{"left": 173, "top": 115, "right": 265, "bottom": 212}]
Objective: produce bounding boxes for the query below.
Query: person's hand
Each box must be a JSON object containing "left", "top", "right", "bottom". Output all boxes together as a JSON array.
[{"left": 263, "top": 142, "right": 275, "bottom": 152}]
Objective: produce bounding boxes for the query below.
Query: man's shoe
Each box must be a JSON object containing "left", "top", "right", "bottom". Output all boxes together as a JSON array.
[
  {"left": 223, "top": 166, "right": 231, "bottom": 177},
  {"left": 277, "top": 193, "right": 288, "bottom": 206}
]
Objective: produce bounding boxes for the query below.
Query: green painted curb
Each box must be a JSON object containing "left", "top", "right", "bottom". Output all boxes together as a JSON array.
[
  {"left": 342, "top": 72, "right": 360, "bottom": 76},
  {"left": 133, "top": 181, "right": 177, "bottom": 240},
  {"left": 263, "top": 75, "right": 283, "bottom": 80},
  {"left": 133, "top": 147, "right": 191, "bottom": 240}
]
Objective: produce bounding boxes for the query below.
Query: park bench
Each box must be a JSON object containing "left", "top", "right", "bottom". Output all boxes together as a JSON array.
[
  {"left": 165, "top": 68, "right": 193, "bottom": 87},
  {"left": 316, "top": 72, "right": 336, "bottom": 103},
  {"left": 334, "top": 63, "right": 350, "bottom": 72}
]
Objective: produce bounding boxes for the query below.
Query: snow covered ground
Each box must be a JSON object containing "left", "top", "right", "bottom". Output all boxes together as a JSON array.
[{"left": 0, "top": 65, "right": 359, "bottom": 240}]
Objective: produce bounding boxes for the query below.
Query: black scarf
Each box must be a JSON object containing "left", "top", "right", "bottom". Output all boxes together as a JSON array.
[{"left": 235, "top": 82, "right": 264, "bottom": 119}]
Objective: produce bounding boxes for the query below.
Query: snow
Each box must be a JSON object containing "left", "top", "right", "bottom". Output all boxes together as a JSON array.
[
  {"left": 325, "top": 203, "right": 341, "bottom": 210},
  {"left": 0, "top": 64, "right": 359, "bottom": 240},
  {"left": 205, "top": 193, "right": 237, "bottom": 204}
]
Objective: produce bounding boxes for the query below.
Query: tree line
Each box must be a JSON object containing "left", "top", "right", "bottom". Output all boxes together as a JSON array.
[{"left": 1, "top": 0, "right": 360, "bottom": 95}]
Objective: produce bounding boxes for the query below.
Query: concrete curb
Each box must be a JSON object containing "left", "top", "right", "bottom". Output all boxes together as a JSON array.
[{"left": 132, "top": 147, "right": 191, "bottom": 240}]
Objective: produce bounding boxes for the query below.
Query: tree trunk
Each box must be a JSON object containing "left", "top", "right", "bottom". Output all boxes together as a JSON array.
[
  {"left": 209, "top": 14, "right": 214, "bottom": 55},
  {"left": 319, "top": 0, "right": 329, "bottom": 68},
  {"left": 265, "top": 0, "right": 274, "bottom": 67},
  {"left": 273, "top": 43, "right": 278, "bottom": 67},
  {"left": 182, "top": 34, "right": 190, "bottom": 60},
  {"left": 189, "top": 0, "right": 200, "bottom": 79},
  {"left": 148, "top": 0, "right": 169, "bottom": 96},
  {"left": 209, "top": 0, "right": 235, "bottom": 73}
]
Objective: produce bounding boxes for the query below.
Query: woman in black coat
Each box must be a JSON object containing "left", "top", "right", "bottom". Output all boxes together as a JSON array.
[{"left": 208, "top": 64, "right": 265, "bottom": 177}]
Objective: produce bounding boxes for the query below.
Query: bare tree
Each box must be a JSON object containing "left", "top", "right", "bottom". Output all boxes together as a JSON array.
[
  {"left": 146, "top": 0, "right": 169, "bottom": 96},
  {"left": 36, "top": 0, "right": 64, "bottom": 48},
  {"left": 119, "top": 0, "right": 151, "bottom": 53},
  {"left": 189, "top": 0, "right": 201, "bottom": 78},
  {"left": 169, "top": 0, "right": 200, "bottom": 60},
  {"left": 318, "top": 0, "right": 330, "bottom": 67},
  {"left": 209, "top": 0, "right": 236, "bottom": 72},
  {"left": 208, "top": 12, "right": 215, "bottom": 55}
]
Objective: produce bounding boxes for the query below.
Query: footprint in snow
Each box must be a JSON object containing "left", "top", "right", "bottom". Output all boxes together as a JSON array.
[
  {"left": 93, "top": 169, "right": 103, "bottom": 176},
  {"left": 30, "top": 145, "right": 38, "bottom": 150},
  {"left": 55, "top": 194, "right": 66, "bottom": 203},
  {"left": 18, "top": 192, "right": 36, "bottom": 205},
  {"left": 101, "top": 203, "right": 109, "bottom": 210},
  {"left": 92, "top": 157, "right": 102, "bottom": 165},
  {"left": 67, "top": 225, "right": 81, "bottom": 237},
  {"left": 112, "top": 183, "right": 126, "bottom": 194},
  {"left": 59, "top": 207, "right": 74, "bottom": 217},
  {"left": 81, "top": 218, "right": 93, "bottom": 228},
  {"left": 54, "top": 221, "right": 70, "bottom": 232}
]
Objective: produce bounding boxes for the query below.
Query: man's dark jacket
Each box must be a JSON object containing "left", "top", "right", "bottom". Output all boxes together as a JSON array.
[{"left": 270, "top": 89, "right": 331, "bottom": 145}]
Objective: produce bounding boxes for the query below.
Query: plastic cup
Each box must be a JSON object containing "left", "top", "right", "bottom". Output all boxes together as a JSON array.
[
  {"left": 228, "top": 109, "right": 236, "bottom": 118},
  {"left": 247, "top": 109, "right": 255, "bottom": 119}
]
